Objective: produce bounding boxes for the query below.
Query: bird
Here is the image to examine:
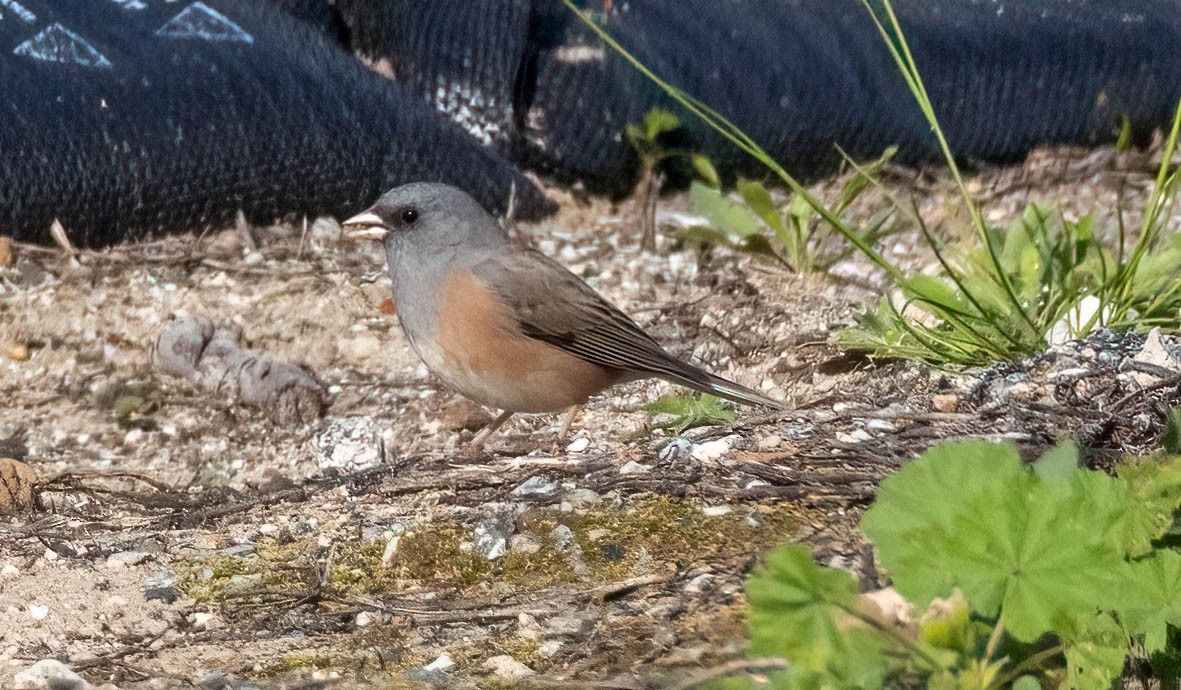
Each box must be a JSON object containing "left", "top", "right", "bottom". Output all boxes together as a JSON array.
[{"left": 343, "top": 182, "right": 782, "bottom": 446}]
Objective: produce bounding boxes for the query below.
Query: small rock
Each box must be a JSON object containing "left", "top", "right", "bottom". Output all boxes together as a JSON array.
[
  {"left": 508, "top": 534, "right": 542, "bottom": 555},
  {"left": 756, "top": 435, "right": 781, "bottom": 451},
  {"left": 684, "top": 573, "right": 714, "bottom": 594},
  {"left": 1, "top": 562, "right": 19, "bottom": 577},
  {"left": 12, "top": 659, "right": 92, "bottom": 690},
  {"left": 618, "top": 460, "right": 652, "bottom": 475},
  {"left": 0, "top": 458, "right": 37, "bottom": 515},
  {"left": 537, "top": 640, "right": 564, "bottom": 657},
  {"left": 26, "top": 603, "right": 48, "bottom": 621},
  {"left": 510, "top": 476, "right": 561, "bottom": 501},
  {"left": 546, "top": 613, "right": 595, "bottom": 637},
  {"left": 548, "top": 525, "right": 575, "bottom": 551},
  {"left": 864, "top": 419, "right": 896, "bottom": 433},
  {"left": 517, "top": 613, "right": 544, "bottom": 642},
  {"left": 565, "top": 437, "right": 591, "bottom": 453},
  {"left": 931, "top": 394, "right": 959, "bottom": 413},
  {"left": 422, "top": 653, "right": 454, "bottom": 672},
  {"left": 224, "top": 573, "right": 263, "bottom": 596},
  {"left": 355, "top": 611, "right": 379, "bottom": 627},
  {"left": 482, "top": 655, "right": 535, "bottom": 680},
  {"left": 690, "top": 437, "right": 734, "bottom": 462},
  {"left": 701, "top": 504, "right": 731, "bottom": 517},
  {"left": 3, "top": 343, "right": 29, "bottom": 362},
  {"left": 658, "top": 437, "right": 693, "bottom": 462},
  {"left": 380, "top": 535, "right": 401, "bottom": 567},
  {"left": 189, "top": 611, "right": 218, "bottom": 631},
  {"left": 473, "top": 517, "right": 515, "bottom": 560},
  {"left": 106, "top": 550, "right": 151, "bottom": 568},
  {"left": 314, "top": 417, "right": 383, "bottom": 471},
  {"left": 560, "top": 488, "right": 601, "bottom": 511},
  {"left": 142, "top": 570, "right": 180, "bottom": 603},
  {"left": 832, "top": 401, "right": 862, "bottom": 414}
]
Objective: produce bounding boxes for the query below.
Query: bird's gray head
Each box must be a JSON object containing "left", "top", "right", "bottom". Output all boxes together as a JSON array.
[{"left": 343, "top": 183, "right": 510, "bottom": 279}]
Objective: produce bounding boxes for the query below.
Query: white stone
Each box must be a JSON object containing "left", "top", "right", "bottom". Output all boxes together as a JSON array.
[
  {"left": 565, "top": 437, "right": 590, "bottom": 453},
  {"left": 27, "top": 604, "right": 48, "bottom": 621},
  {"left": 12, "top": 660, "right": 92, "bottom": 690},
  {"left": 423, "top": 653, "right": 454, "bottom": 672},
  {"left": 690, "top": 437, "right": 734, "bottom": 462},
  {"left": 482, "top": 655, "right": 535, "bottom": 680}
]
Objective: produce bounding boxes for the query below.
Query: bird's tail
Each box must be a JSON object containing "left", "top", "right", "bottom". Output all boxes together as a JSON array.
[{"left": 656, "top": 360, "right": 785, "bottom": 409}]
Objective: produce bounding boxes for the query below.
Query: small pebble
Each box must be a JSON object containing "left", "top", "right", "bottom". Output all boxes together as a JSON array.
[
  {"left": 473, "top": 518, "right": 514, "bottom": 560},
  {"left": 618, "top": 461, "right": 652, "bottom": 475},
  {"left": 690, "top": 437, "right": 733, "bottom": 462},
  {"left": 658, "top": 437, "right": 693, "bottom": 462},
  {"left": 189, "top": 612, "right": 218, "bottom": 631},
  {"left": 1, "top": 562, "right": 19, "bottom": 577},
  {"left": 27, "top": 604, "right": 49, "bottom": 621},
  {"left": 701, "top": 504, "right": 731, "bottom": 517},
  {"left": 864, "top": 419, "right": 896, "bottom": 433},
  {"left": 565, "top": 437, "right": 590, "bottom": 453},
  {"left": 423, "top": 653, "right": 454, "bottom": 672},
  {"left": 482, "top": 655, "right": 535, "bottom": 680},
  {"left": 142, "top": 570, "right": 181, "bottom": 603},
  {"left": 509, "top": 534, "right": 542, "bottom": 554},
  {"left": 12, "top": 659, "right": 92, "bottom": 690},
  {"left": 106, "top": 551, "right": 151, "bottom": 568},
  {"left": 510, "top": 476, "right": 561, "bottom": 500},
  {"left": 931, "top": 394, "right": 959, "bottom": 412},
  {"left": 381, "top": 535, "right": 401, "bottom": 567},
  {"left": 355, "top": 610, "right": 378, "bottom": 627}
]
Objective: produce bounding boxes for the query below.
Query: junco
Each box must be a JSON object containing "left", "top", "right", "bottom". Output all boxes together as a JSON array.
[{"left": 344, "top": 182, "right": 781, "bottom": 445}]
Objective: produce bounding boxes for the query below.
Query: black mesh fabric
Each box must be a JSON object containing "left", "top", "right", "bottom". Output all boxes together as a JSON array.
[
  {"left": 334, "top": 0, "right": 1181, "bottom": 196},
  {"left": 0, "top": 0, "right": 553, "bottom": 247}
]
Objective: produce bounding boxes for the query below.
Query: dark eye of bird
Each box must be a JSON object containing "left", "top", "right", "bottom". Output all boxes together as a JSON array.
[{"left": 401, "top": 208, "right": 418, "bottom": 224}]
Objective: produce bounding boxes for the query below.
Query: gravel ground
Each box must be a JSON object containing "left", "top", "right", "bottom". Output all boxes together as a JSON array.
[{"left": 0, "top": 145, "right": 1178, "bottom": 689}]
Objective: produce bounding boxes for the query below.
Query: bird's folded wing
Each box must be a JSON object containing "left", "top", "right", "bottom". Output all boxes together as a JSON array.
[{"left": 471, "top": 250, "right": 683, "bottom": 376}]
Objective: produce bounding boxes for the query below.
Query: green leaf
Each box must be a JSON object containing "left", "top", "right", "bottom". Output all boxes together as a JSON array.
[
  {"left": 1066, "top": 613, "right": 1127, "bottom": 690},
  {"left": 1011, "top": 676, "right": 1042, "bottom": 690},
  {"left": 642, "top": 108, "right": 680, "bottom": 139},
  {"left": 1033, "top": 440, "right": 1080, "bottom": 482},
  {"left": 863, "top": 440, "right": 1129, "bottom": 641},
  {"left": 690, "top": 155, "right": 720, "bottom": 188},
  {"left": 1163, "top": 408, "right": 1181, "bottom": 455},
  {"left": 1113, "top": 457, "right": 1181, "bottom": 556},
  {"left": 689, "top": 182, "right": 764, "bottom": 240},
  {"left": 737, "top": 179, "right": 788, "bottom": 239},
  {"left": 644, "top": 393, "right": 736, "bottom": 433},
  {"left": 746, "top": 545, "right": 885, "bottom": 686},
  {"left": 1119, "top": 551, "right": 1181, "bottom": 652}
]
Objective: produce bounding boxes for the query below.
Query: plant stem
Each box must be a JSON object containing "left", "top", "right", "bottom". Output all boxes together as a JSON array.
[
  {"left": 839, "top": 604, "right": 946, "bottom": 672},
  {"left": 992, "top": 644, "right": 1065, "bottom": 688},
  {"left": 984, "top": 613, "right": 1005, "bottom": 663}
]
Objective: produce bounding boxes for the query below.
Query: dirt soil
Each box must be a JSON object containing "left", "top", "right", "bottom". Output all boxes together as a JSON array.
[{"left": 1, "top": 145, "right": 1179, "bottom": 689}]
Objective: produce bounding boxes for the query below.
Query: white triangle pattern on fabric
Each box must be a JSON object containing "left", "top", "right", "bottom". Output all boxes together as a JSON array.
[
  {"left": 156, "top": 2, "right": 253, "bottom": 43},
  {"left": 0, "top": 0, "right": 36, "bottom": 23},
  {"left": 13, "top": 23, "right": 112, "bottom": 68}
]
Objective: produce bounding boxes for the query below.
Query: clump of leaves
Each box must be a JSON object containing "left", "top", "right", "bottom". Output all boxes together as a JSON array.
[
  {"left": 743, "top": 439, "right": 1181, "bottom": 689},
  {"left": 643, "top": 392, "right": 736, "bottom": 434},
  {"left": 568, "top": 0, "right": 1181, "bottom": 367},
  {"left": 687, "top": 149, "right": 895, "bottom": 274},
  {"left": 834, "top": 204, "right": 1170, "bottom": 363}
]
